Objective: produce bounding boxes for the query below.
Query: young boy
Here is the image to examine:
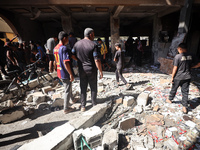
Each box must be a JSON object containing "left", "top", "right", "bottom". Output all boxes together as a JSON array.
[
  {"left": 166, "top": 43, "right": 196, "bottom": 114},
  {"left": 114, "top": 43, "right": 131, "bottom": 89}
]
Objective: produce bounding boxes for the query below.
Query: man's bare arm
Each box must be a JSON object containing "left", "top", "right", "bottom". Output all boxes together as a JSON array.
[
  {"left": 95, "top": 59, "right": 103, "bottom": 79},
  {"left": 64, "top": 61, "right": 74, "bottom": 82},
  {"left": 171, "top": 66, "right": 178, "bottom": 83}
]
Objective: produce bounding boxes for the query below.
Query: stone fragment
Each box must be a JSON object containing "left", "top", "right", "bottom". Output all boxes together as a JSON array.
[
  {"left": 133, "top": 105, "right": 143, "bottom": 113},
  {"left": 102, "top": 129, "right": 118, "bottom": 150},
  {"left": 153, "top": 105, "right": 159, "bottom": 112},
  {"left": 51, "top": 98, "right": 64, "bottom": 108},
  {"left": 115, "top": 97, "right": 123, "bottom": 104},
  {"left": 42, "top": 86, "right": 53, "bottom": 94},
  {"left": 0, "top": 100, "right": 14, "bottom": 112},
  {"left": 37, "top": 102, "right": 50, "bottom": 110},
  {"left": 0, "top": 110, "right": 25, "bottom": 124},
  {"left": 98, "top": 80, "right": 103, "bottom": 86},
  {"left": 123, "top": 96, "right": 135, "bottom": 107},
  {"left": 164, "top": 138, "right": 179, "bottom": 150},
  {"left": 145, "top": 136, "right": 154, "bottom": 149},
  {"left": 137, "top": 92, "right": 149, "bottom": 106},
  {"left": 145, "top": 114, "right": 164, "bottom": 126},
  {"left": 52, "top": 93, "right": 62, "bottom": 100},
  {"left": 26, "top": 92, "right": 47, "bottom": 105},
  {"left": 119, "top": 117, "right": 135, "bottom": 130},
  {"left": 98, "top": 86, "right": 104, "bottom": 93}
]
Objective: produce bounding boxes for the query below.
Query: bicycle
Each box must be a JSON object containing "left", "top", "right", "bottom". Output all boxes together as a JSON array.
[{"left": 0, "top": 59, "right": 59, "bottom": 102}]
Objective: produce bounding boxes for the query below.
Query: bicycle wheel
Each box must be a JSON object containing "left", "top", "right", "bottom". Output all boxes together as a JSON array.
[
  {"left": 0, "top": 80, "right": 22, "bottom": 102},
  {"left": 37, "top": 71, "right": 55, "bottom": 87}
]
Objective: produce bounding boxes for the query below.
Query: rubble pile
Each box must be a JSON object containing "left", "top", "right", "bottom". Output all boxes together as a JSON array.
[{"left": 0, "top": 64, "right": 200, "bottom": 150}]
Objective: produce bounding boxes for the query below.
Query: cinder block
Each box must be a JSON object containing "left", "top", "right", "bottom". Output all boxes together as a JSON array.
[
  {"left": 115, "top": 97, "right": 123, "bottom": 104},
  {"left": 26, "top": 92, "right": 47, "bottom": 105},
  {"left": 102, "top": 129, "right": 118, "bottom": 150},
  {"left": 42, "top": 86, "right": 53, "bottom": 94},
  {"left": 137, "top": 92, "right": 149, "bottom": 106},
  {"left": 51, "top": 98, "right": 64, "bottom": 108},
  {"left": 73, "top": 126, "right": 102, "bottom": 150},
  {"left": 118, "top": 117, "right": 135, "bottom": 130},
  {"left": 123, "top": 96, "right": 135, "bottom": 107},
  {"left": 52, "top": 93, "right": 62, "bottom": 100}
]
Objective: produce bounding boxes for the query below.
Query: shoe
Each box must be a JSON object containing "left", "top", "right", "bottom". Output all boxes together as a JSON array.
[
  {"left": 182, "top": 107, "right": 188, "bottom": 114},
  {"left": 64, "top": 107, "right": 75, "bottom": 114},
  {"left": 81, "top": 107, "right": 86, "bottom": 112}
]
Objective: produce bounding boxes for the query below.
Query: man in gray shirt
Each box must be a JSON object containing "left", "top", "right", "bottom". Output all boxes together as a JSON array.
[{"left": 44, "top": 36, "right": 58, "bottom": 72}]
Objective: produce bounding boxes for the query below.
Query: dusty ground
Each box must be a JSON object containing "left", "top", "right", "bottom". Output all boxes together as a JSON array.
[{"left": 0, "top": 63, "right": 200, "bottom": 150}]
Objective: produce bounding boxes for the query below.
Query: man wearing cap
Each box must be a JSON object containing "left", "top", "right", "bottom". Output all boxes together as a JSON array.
[
  {"left": 54, "top": 31, "right": 76, "bottom": 114},
  {"left": 72, "top": 28, "right": 103, "bottom": 112}
]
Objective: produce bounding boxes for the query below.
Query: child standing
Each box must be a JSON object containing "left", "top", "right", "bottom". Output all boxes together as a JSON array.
[{"left": 114, "top": 43, "right": 131, "bottom": 89}]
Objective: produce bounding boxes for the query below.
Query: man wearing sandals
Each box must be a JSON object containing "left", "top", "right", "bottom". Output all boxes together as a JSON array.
[
  {"left": 166, "top": 43, "right": 196, "bottom": 114},
  {"left": 54, "top": 31, "right": 76, "bottom": 114}
]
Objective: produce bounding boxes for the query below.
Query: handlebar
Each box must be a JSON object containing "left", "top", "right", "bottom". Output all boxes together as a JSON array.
[{"left": 26, "top": 58, "right": 41, "bottom": 68}]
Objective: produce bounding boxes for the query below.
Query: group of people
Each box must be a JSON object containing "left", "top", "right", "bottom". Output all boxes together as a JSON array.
[{"left": 1, "top": 28, "right": 200, "bottom": 115}]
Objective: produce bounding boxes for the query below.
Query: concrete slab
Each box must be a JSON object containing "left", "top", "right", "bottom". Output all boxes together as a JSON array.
[{"left": 18, "top": 123, "right": 75, "bottom": 150}]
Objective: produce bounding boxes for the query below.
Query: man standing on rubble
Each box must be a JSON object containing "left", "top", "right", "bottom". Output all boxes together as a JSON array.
[
  {"left": 54, "top": 31, "right": 76, "bottom": 114},
  {"left": 166, "top": 43, "right": 196, "bottom": 114},
  {"left": 72, "top": 28, "right": 103, "bottom": 112}
]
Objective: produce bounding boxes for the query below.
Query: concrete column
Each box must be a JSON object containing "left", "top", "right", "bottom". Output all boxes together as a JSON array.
[
  {"left": 178, "top": 0, "right": 193, "bottom": 33},
  {"left": 110, "top": 15, "right": 120, "bottom": 55},
  {"left": 61, "top": 15, "right": 73, "bottom": 34},
  {"left": 152, "top": 14, "right": 162, "bottom": 64}
]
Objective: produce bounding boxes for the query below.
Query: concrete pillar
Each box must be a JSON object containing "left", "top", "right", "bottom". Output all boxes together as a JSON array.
[
  {"left": 110, "top": 15, "right": 120, "bottom": 55},
  {"left": 152, "top": 14, "right": 162, "bottom": 64},
  {"left": 61, "top": 15, "right": 73, "bottom": 34},
  {"left": 178, "top": 0, "right": 193, "bottom": 34}
]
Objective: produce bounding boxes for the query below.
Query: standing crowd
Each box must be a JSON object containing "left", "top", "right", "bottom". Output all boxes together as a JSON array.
[{"left": 0, "top": 28, "right": 200, "bottom": 114}]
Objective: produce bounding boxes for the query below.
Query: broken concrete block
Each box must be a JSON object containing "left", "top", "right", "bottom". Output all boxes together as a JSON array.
[
  {"left": 42, "top": 86, "right": 53, "bottom": 94},
  {"left": 26, "top": 92, "right": 47, "bottom": 105},
  {"left": 0, "top": 110, "right": 25, "bottom": 124},
  {"left": 69, "top": 103, "right": 109, "bottom": 129},
  {"left": 164, "top": 138, "right": 179, "bottom": 150},
  {"left": 52, "top": 93, "right": 62, "bottom": 100},
  {"left": 145, "top": 114, "right": 164, "bottom": 126},
  {"left": 146, "top": 136, "right": 154, "bottom": 149},
  {"left": 73, "top": 128, "right": 84, "bottom": 150},
  {"left": 137, "top": 92, "right": 149, "bottom": 106},
  {"left": 55, "top": 87, "right": 65, "bottom": 93},
  {"left": 82, "top": 126, "right": 102, "bottom": 149},
  {"left": 18, "top": 123, "right": 75, "bottom": 150},
  {"left": 102, "top": 129, "right": 118, "bottom": 150},
  {"left": 133, "top": 105, "right": 143, "bottom": 113},
  {"left": 115, "top": 97, "right": 123, "bottom": 104},
  {"left": 123, "top": 96, "right": 135, "bottom": 107},
  {"left": 119, "top": 117, "right": 135, "bottom": 130},
  {"left": 37, "top": 102, "right": 50, "bottom": 110},
  {"left": 0, "top": 100, "right": 14, "bottom": 112},
  {"left": 51, "top": 98, "right": 64, "bottom": 108},
  {"left": 153, "top": 105, "right": 159, "bottom": 112},
  {"left": 98, "top": 80, "right": 103, "bottom": 86},
  {"left": 98, "top": 86, "right": 104, "bottom": 93}
]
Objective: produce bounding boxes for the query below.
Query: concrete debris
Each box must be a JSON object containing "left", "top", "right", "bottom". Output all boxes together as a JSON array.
[{"left": 1, "top": 64, "right": 200, "bottom": 150}]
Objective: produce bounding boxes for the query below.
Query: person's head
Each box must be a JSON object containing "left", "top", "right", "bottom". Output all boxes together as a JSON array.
[
  {"left": 69, "top": 32, "right": 74, "bottom": 37},
  {"left": 53, "top": 35, "right": 58, "bottom": 42},
  {"left": 84, "top": 28, "right": 95, "bottom": 41},
  {"left": 36, "top": 41, "right": 41, "bottom": 46},
  {"left": 177, "top": 43, "right": 187, "bottom": 53},
  {"left": 97, "top": 38, "right": 102, "bottom": 44},
  {"left": 31, "top": 48, "right": 38, "bottom": 55},
  {"left": 58, "top": 31, "right": 69, "bottom": 45},
  {"left": 115, "top": 42, "right": 121, "bottom": 50}
]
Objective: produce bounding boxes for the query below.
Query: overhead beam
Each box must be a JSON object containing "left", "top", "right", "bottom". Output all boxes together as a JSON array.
[
  {"left": 0, "top": 0, "right": 184, "bottom": 6},
  {"left": 113, "top": 5, "right": 124, "bottom": 18},
  {"left": 158, "top": 6, "right": 181, "bottom": 17},
  {"left": 49, "top": 6, "right": 69, "bottom": 16}
]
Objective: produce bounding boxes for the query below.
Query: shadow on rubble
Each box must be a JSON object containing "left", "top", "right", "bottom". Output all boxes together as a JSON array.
[{"left": 0, "top": 120, "right": 67, "bottom": 147}]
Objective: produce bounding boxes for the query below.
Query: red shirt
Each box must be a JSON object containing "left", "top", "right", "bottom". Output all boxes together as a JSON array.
[{"left": 53, "top": 43, "right": 62, "bottom": 78}]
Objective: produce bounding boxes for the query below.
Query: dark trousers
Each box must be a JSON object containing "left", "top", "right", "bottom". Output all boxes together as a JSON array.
[
  {"left": 79, "top": 70, "right": 97, "bottom": 108},
  {"left": 61, "top": 79, "right": 72, "bottom": 110},
  {"left": 115, "top": 68, "right": 127, "bottom": 84},
  {"left": 169, "top": 79, "right": 190, "bottom": 108}
]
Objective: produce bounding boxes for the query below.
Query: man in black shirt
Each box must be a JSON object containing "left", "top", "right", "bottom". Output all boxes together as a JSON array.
[
  {"left": 114, "top": 43, "right": 131, "bottom": 89},
  {"left": 72, "top": 28, "right": 103, "bottom": 112},
  {"left": 166, "top": 43, "right": 195, "bottom": 114}
]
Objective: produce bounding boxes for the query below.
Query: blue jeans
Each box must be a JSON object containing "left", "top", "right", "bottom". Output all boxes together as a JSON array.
[{"left": 61, "top": 79, "right": 72, "bottom": 110}]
